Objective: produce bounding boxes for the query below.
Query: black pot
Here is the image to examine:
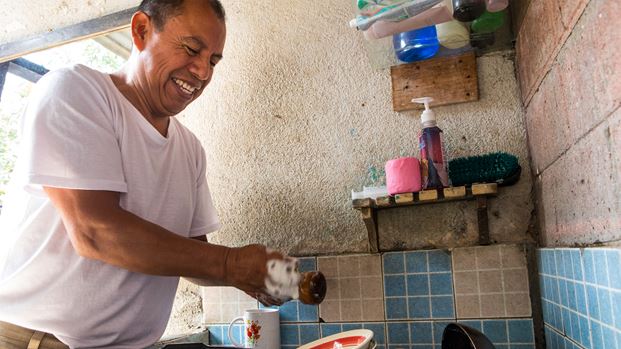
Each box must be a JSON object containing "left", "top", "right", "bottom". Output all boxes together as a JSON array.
[{"left": 441, "top": 323, "right": 496, "bottom": 349}]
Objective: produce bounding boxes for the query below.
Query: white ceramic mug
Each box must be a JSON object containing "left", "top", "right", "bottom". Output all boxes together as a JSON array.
[{"left": 228, "top": 308, "right": 280, "bottom": 349}]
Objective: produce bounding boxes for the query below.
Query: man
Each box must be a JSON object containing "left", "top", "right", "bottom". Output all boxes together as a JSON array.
[{"left": 0, "top": 1, "right": 290, "bottom": 348}]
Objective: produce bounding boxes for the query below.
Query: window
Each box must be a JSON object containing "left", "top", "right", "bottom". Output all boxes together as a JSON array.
[{"left": 0, "top": 29, "right": 129, "bottom": 207}]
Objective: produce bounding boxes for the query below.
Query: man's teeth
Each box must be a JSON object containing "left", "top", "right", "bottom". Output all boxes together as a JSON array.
[{"left": 173, "top": 78, "right": 197, "bottom": 95}]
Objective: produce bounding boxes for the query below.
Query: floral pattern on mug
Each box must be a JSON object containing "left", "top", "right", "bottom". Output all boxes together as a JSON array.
[{"left": 245, "top": 319, "right": 261, "bottom": 345}]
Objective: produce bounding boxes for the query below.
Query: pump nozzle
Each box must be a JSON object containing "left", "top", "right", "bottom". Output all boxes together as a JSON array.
[{"left": 412, "top": 97, "right": 436, "bottom": 127}]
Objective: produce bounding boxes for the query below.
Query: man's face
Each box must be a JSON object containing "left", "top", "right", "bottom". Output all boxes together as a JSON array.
[{"left": 138, "top": 1, "right": 226, "bottom": 117}]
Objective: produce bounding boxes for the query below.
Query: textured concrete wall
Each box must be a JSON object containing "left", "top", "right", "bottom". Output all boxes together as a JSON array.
[
  {"left": 516, "top": 0, "right": 621, "bottom": 246},
  {"left": 179, "top": 0, "right": 534, "bottom": 254},
  {"left": 0, "top": 0, "right": 136, "bottom": 45}
]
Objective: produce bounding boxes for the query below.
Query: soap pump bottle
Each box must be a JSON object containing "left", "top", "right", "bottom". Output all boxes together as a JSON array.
[{"left": 413, "top": 97, "right": 450, "bottom": 189}]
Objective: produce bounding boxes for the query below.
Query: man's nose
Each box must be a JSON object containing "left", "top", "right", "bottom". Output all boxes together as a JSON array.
[{"left": 189, "top": 57, "right": 212, "bottom": 81}]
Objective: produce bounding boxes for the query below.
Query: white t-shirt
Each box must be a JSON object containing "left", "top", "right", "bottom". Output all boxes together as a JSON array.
[{"left": 0, "top": 64, "right": 221, "bottom": 348}]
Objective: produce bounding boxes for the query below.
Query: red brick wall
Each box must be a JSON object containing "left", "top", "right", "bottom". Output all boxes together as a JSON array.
[{"left": 515, "top": 0, "right": 621, "bottom": 246}]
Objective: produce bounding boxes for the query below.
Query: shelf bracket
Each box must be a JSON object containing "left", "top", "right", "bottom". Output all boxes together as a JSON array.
[
  {"left": 476, "top": 196, "right": 491, "bottom": 245},
  {"left": 361, "top": 207, "right": 379, "bottom": 253}
]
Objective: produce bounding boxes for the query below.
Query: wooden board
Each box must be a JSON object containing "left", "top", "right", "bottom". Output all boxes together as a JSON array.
[
  {"left": 390, "top": 51, "right": 478, "bottom": 112},
  {"left": 472, "top": 183, "right": 498, "bottom": 195}
]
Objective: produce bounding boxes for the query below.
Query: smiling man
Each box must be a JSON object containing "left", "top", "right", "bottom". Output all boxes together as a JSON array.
[{"left": 0, "top": 1, "right": 289, "bottom": 348}]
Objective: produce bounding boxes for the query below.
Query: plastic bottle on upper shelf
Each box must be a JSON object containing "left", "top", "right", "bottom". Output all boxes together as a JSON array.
[
  {"left": 393, "top": 25, "right": 440, "bottom": 63},
  {"left": 485, "top": 0, "right": 508, "bottom": 12},
  {"left": 361, "top": 0, "right": 454, "bottom": 40},
  {"left": 413, "top": 97, "right": 450, "bottom": 189},
  {"left": 471, "top": 10, "right": 505, "bottom": 33},
  {"left": 451, "top": 0, "right": 486, "bottom": 22},
  {"left": 349, "top": 0, "right": 443, "bottom": 31}
]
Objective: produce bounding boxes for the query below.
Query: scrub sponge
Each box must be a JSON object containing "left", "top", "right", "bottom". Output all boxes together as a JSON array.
[{"left": 448, "top": 152, "right": 521, "bottom": 186}]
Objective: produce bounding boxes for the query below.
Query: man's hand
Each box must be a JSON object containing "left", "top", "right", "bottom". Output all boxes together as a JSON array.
[{"left": 224, "top": 244, "right": 296, "bottom": 306}]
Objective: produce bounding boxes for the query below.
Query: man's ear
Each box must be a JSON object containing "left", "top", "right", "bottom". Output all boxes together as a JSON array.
[{"left": 130, "top": 11, "right": 151, "bottom": 51}]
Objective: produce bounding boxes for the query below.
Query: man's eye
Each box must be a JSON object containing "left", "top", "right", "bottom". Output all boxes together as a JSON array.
[{"left": 184, "top": 45, "right": 199, "bottom": 56}]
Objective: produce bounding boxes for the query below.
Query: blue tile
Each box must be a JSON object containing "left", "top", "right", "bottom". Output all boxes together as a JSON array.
[
  {"left": 298, "top": 257, "right": 316, "bottom": 272},
  {"left": 279, "top": 301, "right": 300, "bottom": 322},
  {"left": 386, "top": 297, "right": 408, "bottom": 319},
  {"left": 281, "top": 324, "right": 300, "bottom": 345},
  {"left": 583, "top": 250, "right": 597, "bottom": 285},
  {"left": 578, "top": 315, "right": 591, "bottom": 348},
  {"left": 563, "top": 250, "right": 574, "bottom": 280},
  {"left": 209, "top": 324, "right": 243, "bottom": 345},
  {"left": 459, "top": 320, "right": 482, "bottom": 332},
  {"left": 587, "top": 285, "right": 601, "bottom": 321},
  {"left": 575, "top": 283, "right": 588, "bottom": 316},
  {"left": 430, "top": 296, "right": 454, "bottom": 319},
  {"left": 607, "top": 250, "right": 621, "bottom": 290},
  {"left": 559, "top": 280, "right": 569, "bottom": 307},
  {"left": 299, "top": 324, "right": 320, "bottom": 345},
  {"left": 550, "top": 276, "right": 560, "bottom": 304},
  {"left": 562, "top": 308, "right": 571, "bottom": 338},
  {"left": 364, "top": 323, "right": 387, "bottom": 345},
  {"left": 483, "top": 320, "right": 508, "bottom": 344},
  {"left": 591, "top": 321, "right": 604, "bottom": 349},
  {"left": 385, "top": 275, "right": 407, "bottom": 297},
  {"left": 539, "top": 275, "right": 547, "bottom": 300},
  {"left": 594, "top": 250, "right": 611, "bottom": 287},
  {"left": 432, "top": 322, "right": 451, "bottom": 345},
  {"left": 406, "top": 251, "right": 428, "bottom": 273},
  {"left": 299, "top": 303, "right": 318, "bottom": 322},
  {"left": 556, "top": 250, "right": 566, "bottom": 279},
  {"left": 408, "top": 296, "right": 431, "bottom": 319},
  {"left": 601, "top": 325, "right": 617, "bottom": 349},
  {"left": 571, "top": 250, "right": 584, "bottom": 282},
  {"left": 429, "top": 273, "right": 453, "bottom": 296},
  {"left": 428, "top": 250, "right": 451, "bottom": 272},
  {"left": 384, "top": 253, "right": 405, "bottom": 274},
  {"left": 508, "top": 319, "right": 534, "bottom": 343},
  {"left": 541, "top": 301, "right": 552, "bottom": 326},
  {"left": 407, "top": 274, "right": 430, "bottom": 296},
  {"left": 598, "top": 287, "right": 614, "bottom": 325},
  {"left": 410, "top": 322, "right": 433, "bottom": 344},
  {"left": 387, "top": 322, "right": 410, "bottom": 344},
  {"left": 543, "top": 250, "right": 555, "bottom": 276},
  {"left": 553, "top": 304, "right": 564, "bottom": 332},
  {"left": 613, "top": 291, "right": 621, "bottom": 330},
  {"left": 208, "top": 326, "right": 225, "bottom": 345},
  {"left": 320, "top": 324, "right": 342, "bottom": 337},
  {"left": 342, "top": 323, "right": 362, "bottom": 332},
  {"left": 567, "top": 281, "right": 578, "bottom": 311},
  {"left": 569, "top": 312, "right": 581, "bottom": 344}
]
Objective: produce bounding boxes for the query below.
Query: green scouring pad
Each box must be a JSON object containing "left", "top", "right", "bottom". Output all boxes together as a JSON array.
[{"left": 449, "top": 152, "right": 521, "bottom": 187}]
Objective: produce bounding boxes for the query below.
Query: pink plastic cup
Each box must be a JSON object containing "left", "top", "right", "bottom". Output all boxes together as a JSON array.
[{"left": 385, "top": 157, "right": 422, "bottom": 195}]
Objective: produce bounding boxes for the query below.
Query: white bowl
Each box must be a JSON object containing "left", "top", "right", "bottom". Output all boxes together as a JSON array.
[{"left": 297, "top": 329, "right": 374, "bottom": 349}]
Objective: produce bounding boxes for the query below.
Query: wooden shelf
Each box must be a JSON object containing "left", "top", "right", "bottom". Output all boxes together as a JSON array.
[{"left": 352, "top": 183, "right": 498, "bottom": 253}]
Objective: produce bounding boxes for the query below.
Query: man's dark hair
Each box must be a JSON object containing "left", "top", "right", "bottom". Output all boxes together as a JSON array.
[{"left": 137, "top": 0, "right": 226, "bottom": 31}]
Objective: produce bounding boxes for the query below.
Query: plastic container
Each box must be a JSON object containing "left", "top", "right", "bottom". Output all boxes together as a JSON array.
[
  {"left": 362, "top": 3, "right": 453, "bottom": 40},
  {"left": 413, "top": 97, "right": 450, "bottom": 189},
  {"left": 436, "top": 20, "right": 470, "bottom": 49},
  {"left": 486, "top": 0, "right": 508, "bottom": 12},
  {"left": 350, "top": 0, "right": 443, "bottom": 31},
  {"left": 385, "top": 157, "right": 422, "bottom": 195},
  {"left": 452, "top": 0, "right": 486, "bottom": 22},
  {"left": 471, "top": 10, "right": 505, "bottom": 33},
  {"left": 393, "top": 25, "right": 440, "bottom": 63}
]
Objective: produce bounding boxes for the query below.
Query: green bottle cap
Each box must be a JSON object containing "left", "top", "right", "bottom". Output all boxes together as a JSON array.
[{"left": 471, "top": 10, "right": 505, "bottom": 34}]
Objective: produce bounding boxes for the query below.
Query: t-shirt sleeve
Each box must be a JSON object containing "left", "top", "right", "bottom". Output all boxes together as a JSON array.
[
  {"left": 19, "top": 67, "right": 127, "bottom": 195},
  {"left": 189, "top": 147, "right": 221, "bottom": 237}
]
